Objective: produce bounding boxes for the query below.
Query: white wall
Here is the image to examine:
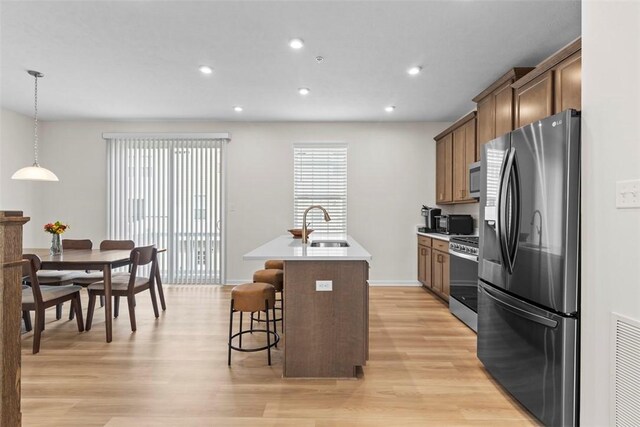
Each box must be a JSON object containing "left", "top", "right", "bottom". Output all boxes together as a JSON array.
[
  {"left": 0, "top": 108, "right": 42, "bottom": 245},
  {"left": 581, "top": 1, "right": 640, "bottom": 425},
  {"left": 23, "top": 119, "right": 447, "bottom": 283}
]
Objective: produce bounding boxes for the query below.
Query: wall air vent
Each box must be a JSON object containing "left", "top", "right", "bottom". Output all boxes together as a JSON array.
[{"left": 612, "top": 312, "right": 640, "bottom": 426}]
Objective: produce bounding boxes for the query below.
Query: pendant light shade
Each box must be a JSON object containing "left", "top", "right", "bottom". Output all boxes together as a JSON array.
[
  {"left": 12, "top": 70, "right": 58, "bottom": 182},
  {"left": 11, "top": 165, "right": 59, "bottom": 181}
]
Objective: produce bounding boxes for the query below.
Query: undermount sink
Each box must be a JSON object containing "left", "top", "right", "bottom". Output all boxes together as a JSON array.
[{"left": 310, "top": 240, "right": 350, "bottom": 248}]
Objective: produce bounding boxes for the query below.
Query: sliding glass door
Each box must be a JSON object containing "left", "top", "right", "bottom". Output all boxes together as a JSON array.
[{"left": 106, "top": 136, "right": 227, "bottom": 284}]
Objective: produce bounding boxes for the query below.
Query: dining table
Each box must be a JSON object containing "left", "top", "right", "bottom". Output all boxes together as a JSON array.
[{"left": 23, "top": 248, "right": 167, "bottom": 343}]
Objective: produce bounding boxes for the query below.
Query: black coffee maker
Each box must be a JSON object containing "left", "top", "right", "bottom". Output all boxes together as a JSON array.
[{"left": 421, "top": 205, "right": 441, "bottom": 232}]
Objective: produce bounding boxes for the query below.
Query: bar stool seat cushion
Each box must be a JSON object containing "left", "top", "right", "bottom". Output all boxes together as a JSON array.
[
  {"left": 265, "top": 260, "right": 284, "bottom": 270},
  {"left": 253, "top": 269, "right": 283, "bottom": 292},
  {"left": 232, "top": 282, "right": 275, "bottom": 313}
]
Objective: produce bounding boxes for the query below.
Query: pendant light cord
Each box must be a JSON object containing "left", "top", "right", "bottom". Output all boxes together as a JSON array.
[{"left": 33, "top": 73, "right": 39, "bottom": 166}]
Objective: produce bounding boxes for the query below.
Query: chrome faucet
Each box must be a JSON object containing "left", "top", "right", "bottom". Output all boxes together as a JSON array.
[
  {"left": 302, "top": 205, "right": 331, "bottom": 244},
  {"left": 530, "top": 209, "right": 543, "bottom": 247}
]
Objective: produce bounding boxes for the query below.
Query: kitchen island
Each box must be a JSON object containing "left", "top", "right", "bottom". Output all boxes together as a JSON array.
[{"left": 244, "top": 234, "right": 372, "bottom": 378}]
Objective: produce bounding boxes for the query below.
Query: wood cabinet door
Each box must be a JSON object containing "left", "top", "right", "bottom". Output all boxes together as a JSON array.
[
  {"left": 494, "top": 81, "right": 514, "bottom": 137},
  {"left": 432, "top": 251, "right": 443, "bottom": 293},
  {"left": 515, "top": 71, "right": 553, "bottom": 128},
  {"left": 424, "top": 246, "right": 432, "bottom": 288},
  {"left": 464, "top": 119, "right": 477, "bottom": 171},
  {"left": 453, "top": 120, "right": 477, "bottom": 203},
  {"left": 452, "top": 127, "right": 466, "bottom": 203},
  {"left": 418, "top": 244, "right": 426, "bottom": 285},
  {"left": 436, "top": 135, "right": 453, "bottom": 203},
  {"left": 554, "top": 51, "right": 581, "bottom": 113},
  {"left": 476, "top": 96, "right": 495, "bottom": 155},
  {"left": 441, "top": 253, "right": 450, "bottom": 297}
]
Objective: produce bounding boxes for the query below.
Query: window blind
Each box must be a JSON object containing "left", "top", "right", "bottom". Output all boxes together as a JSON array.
[
  {"left": 105, "top": 135, "right": 228, "bottom": 284},
  {"left": 293, "top": 143, "right": 347, "bottom": 233}
]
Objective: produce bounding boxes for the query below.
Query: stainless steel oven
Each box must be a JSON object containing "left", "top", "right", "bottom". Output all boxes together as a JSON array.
[{"left": 449, "top": 236, "right": 478, "bottom": 332}]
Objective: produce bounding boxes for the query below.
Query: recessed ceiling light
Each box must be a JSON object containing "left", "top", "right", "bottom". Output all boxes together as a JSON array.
[
  {"left": 199, "top": 65, "right": 213, "bottom": 75},
  {"left": 298, "top": 87, "right": 310, "bottom": 95},
  {"left": 233, "top": 106, "right": 243, "bottom": 112},
  {"left": 289, "top": 38, "right": 304, "bottom": 49},
  {"left": 407, "top": 66, "right": 422, "bottom": 76},
  {"left": 385, "top": 106, "right": 396, "bottom": 113}
]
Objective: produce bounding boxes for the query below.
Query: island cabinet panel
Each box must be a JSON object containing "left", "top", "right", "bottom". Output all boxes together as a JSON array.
[
  {"left": 0, "top": 211, "right": 30, "bottom": 427},
  {"left": 283, "top": 260, "right": 369, "bottom": 378}
]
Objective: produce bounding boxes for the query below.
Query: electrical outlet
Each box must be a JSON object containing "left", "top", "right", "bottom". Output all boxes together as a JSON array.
[
  {"left": 316, "top": 280, "right": 332, "bottom": 292},
  {"left": 616, "top": 179, "right": 640, "bottom": 208}
]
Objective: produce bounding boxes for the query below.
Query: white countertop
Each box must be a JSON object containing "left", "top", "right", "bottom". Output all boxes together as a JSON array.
[
  {"left": 417, "top": 231, "right": 451, "bottom": 241},
  {"left": 243, "top": 234, "right": 372, "bottom": 261}
]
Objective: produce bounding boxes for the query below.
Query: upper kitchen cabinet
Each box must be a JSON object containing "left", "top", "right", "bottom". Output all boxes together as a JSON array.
[
  {"left": 435, "top": 112, "right": 477, "bottom": 205},
  {"left": 435, "top": 133, "right": 453, "bottom": 204},
  {"left": 473, "top": 68, "right": 534, "bottom": 159},
  {"left": 513, "top": 38, "right": 581, "bottom": 128}
]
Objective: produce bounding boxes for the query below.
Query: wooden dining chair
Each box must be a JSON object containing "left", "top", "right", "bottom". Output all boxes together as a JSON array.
[
  {"left": 99, "top": 240, "right": 166, "bottom": 315},
  {"left": 85, "top": 245, "right": 159, "bottom": 332},
  {"left": 22, "top": 254, "right": 85, "bottom": 354},
  {"left": 30, "top": 240, "right": 88, "bottom": 321},
  {"left": 67, "top": 239, "right": 136, "bottom": 320}
]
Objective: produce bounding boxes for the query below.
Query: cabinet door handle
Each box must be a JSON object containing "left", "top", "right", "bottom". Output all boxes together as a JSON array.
[{"left": 461, "top": 190, "right": 466, "bottom": 198}]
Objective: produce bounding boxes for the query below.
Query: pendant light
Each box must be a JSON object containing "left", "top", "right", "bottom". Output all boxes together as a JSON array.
[{"left": 11, "top": 70, "right": 59, "bottom": 181}]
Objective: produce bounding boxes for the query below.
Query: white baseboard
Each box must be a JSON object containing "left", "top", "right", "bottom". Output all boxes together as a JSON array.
[
  {"left": 367, "top": 280, "right": 421, "bottom": 287},
  {"left": 227, "top": 279, "right": 421, "bottom": 287}
]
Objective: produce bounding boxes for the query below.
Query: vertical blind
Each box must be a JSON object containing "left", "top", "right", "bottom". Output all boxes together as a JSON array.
[
  {"left": 293, "top": 142, "right": 347, "bottom": 233},
  {"left": 105, "top": 135, "right": 228, "bottom": 284}
]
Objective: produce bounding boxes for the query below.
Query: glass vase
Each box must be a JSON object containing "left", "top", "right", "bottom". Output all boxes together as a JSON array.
[{"left": 50, "top": 233, "right": 62, "bottom": 256}]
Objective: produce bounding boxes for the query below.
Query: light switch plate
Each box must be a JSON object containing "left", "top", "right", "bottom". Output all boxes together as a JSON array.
[
  {"left": 616, "top": 179, "right": 640, "bottom": 208},
  {"left": 316, "top": 280, "right": 332, "bottom": 291}
]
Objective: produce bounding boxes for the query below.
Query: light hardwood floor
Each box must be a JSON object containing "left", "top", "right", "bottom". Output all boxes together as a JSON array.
[{"left": 20, "top": 285, "right": 538, "bottom": 426}]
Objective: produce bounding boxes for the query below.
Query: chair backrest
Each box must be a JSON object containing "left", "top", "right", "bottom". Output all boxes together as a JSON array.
[
  {"left": 128, "top": 245, "right": 157, "bottom": 292},
  {"left": 22, "top": 254, "right": 43, "bottom": 305},
  {"left": 62, "top": 239, "right": 93, "bottom": 250},
  {"left": 100, "top": 239, "right": 135, "bottom": 250}
]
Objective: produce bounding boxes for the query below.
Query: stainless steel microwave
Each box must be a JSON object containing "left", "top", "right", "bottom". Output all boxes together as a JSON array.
[{"left": 469, "top": 161, "right": 481, "bottom": 199}]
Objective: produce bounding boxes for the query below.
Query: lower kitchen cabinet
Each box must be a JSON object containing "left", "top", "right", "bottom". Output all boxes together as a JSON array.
[
  {"left": 417, "top": 235, "right": 449, "bottom": 301},
  {"left": 432, "top": 249, "right": 450, "bottom": 298},
  {"left": 417, "top": 235, "right": 432, "bottom": 287}
]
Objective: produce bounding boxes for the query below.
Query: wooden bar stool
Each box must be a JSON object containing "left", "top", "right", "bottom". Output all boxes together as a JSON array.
[
  {"left": 228, "top": 282, "right": 279, "bottom": 366},
  {"left": 251, "top": 268, "right": 284, "bottom": 327}
]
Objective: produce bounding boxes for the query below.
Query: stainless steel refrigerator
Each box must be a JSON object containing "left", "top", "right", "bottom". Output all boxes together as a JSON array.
[{"left": 477, "top": 109, "right": 580, "bottom": 427}]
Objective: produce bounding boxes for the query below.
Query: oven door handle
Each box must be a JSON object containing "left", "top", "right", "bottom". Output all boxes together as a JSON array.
[{"left": 449, "top": 251, "right": 478, "bottom": 262}]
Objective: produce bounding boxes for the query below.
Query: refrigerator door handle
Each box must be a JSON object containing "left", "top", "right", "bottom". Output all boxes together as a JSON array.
[
  {"left": 481, "top": 285, "right": 558, "bottom": 328},
  {"left": 496, "top": 150, "right": 510, "bottom": 273},
  {"left": 499, "top": 148, "right": 517, "bottom": 274},
  {"left": 507, "top": 151, "right": 521, "bottom": 272}
]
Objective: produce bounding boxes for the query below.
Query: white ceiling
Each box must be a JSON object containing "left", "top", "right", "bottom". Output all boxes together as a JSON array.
[{"left": 0, "top": 0, "right": 581, "bottom": 122}]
